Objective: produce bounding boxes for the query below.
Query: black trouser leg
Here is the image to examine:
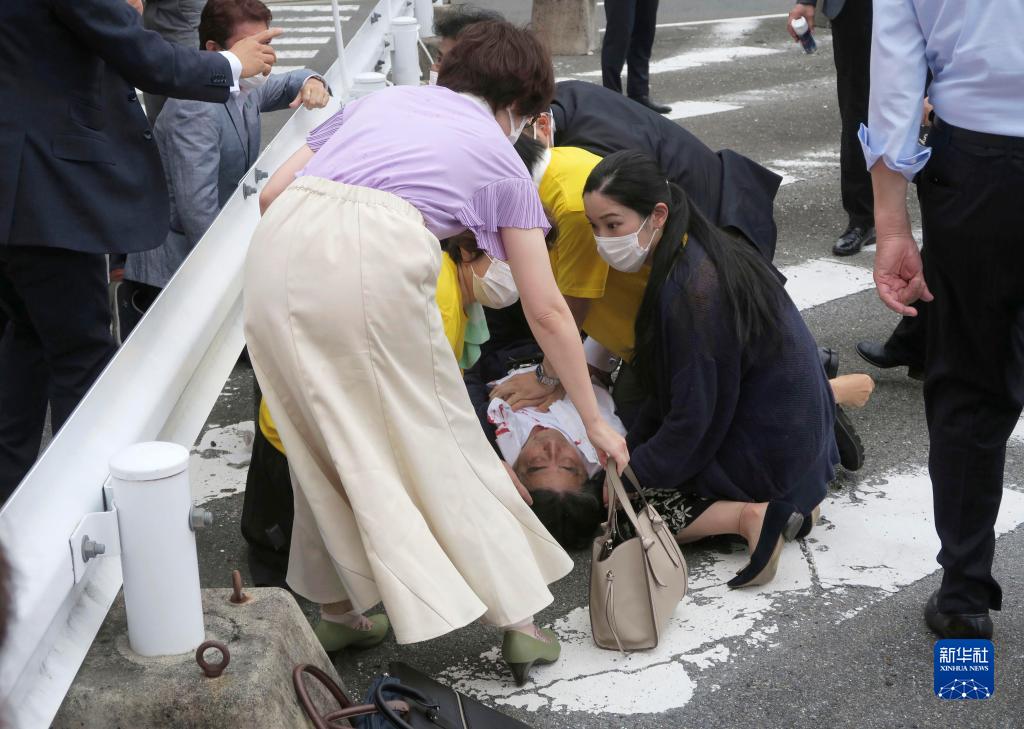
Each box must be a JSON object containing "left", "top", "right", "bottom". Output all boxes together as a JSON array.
[
  {"left": 885, "top": 302, "right": 928, "bottom": 367},
  {"left": 625, "top": 0, "right": 659, "bottom": 100},
  {"left": 601, "top": 0, "right": 636, "bottom": 94},
  {"left": 919, "top": 126, "right": 1024, "bottom": 614},
  {"left": 830, "top": 3, "right": 874, "bottom": 229},
  {"left": 0, "top": 247, "right": 116, "bottom": 500},
  {"left": 241, "top": 421, "right": 294, "bottom": 587}
]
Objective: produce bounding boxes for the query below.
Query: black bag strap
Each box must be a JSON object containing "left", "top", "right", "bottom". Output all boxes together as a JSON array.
[{"left": 374, "top": 680, "right": 462, "bottom": 729}]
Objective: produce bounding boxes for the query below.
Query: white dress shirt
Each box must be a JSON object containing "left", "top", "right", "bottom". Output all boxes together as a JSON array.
[
  {"left": 858, "top": 1, "right": 1024, "bottom": 181},
  {"left": 219, "top": 50, "right": 243, "bottom": 92},
  {"left": 487, "top": 370, "right": 626, "bottom": 477}
]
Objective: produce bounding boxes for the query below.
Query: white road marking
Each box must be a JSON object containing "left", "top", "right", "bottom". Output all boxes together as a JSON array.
[
  {"left": 276, "top": 49, "right": 320, "bottom": 59},
  {"left": 272, "top": 36, "right": 333, "bottom": 44},
  {"left": 766, "top": 149, "right": 841, "bottom": 187},
  {"left": 440, "top": 471, "right": 1024, "bottom": 715},
  {"left": 1012, "top": 419, "right": 1024, "bottom": 443},
  {"left": 276, "top": 15, "right": 349, "bottom": 23},
  {"left": 575, "top": 46, "right": 780, "bottom": 78},
  {"left": 270, "top": 4, "right": 358, "bottom": 11},
  {"left": 600, "top": 12, "right": 790, "bottom": 33},
  {"left": 270, "top": 65, "right": 307, "bottom": 75},
  {"left": 665, "top": 100, "right": 742, "bottom": 120},
  {"left": 191, "top": 422, "right": 255, "bottom": 504},
  {"left": 271, "top": 26, "right": 336, "bottom": 33},
  {"left": 780, "top": 258, "right": 876, "bottom": 311}
]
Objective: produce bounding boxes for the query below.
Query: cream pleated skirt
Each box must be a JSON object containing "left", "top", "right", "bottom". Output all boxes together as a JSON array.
[{"left": 242, "top": 177, "right": 574, "bottom": 644}]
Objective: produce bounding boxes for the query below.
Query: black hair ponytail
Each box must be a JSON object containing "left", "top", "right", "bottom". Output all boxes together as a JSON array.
[{"left": 584, "top": 151, "right": 784, "bottom": 391}]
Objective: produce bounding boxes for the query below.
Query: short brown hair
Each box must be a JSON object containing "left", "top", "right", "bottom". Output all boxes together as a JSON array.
[
  {"left": 436, "top": 21, "right": 554, "bottom": 118},
  {"left": 199, "top": 0, "right": 273, "bottom": 49}
]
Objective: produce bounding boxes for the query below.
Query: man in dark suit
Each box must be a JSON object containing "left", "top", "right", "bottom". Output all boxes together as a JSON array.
[
  {"left": 551, "top": 80, "right": 782, "bottom": 263},
  {"left": 788, "top": 0, "right": 875, "bottom": 257},
  {"left": 601, "top": 0, "right": 670, "bottom": 114},
  {"left": 0, "top": 0, "right": 280, "bottom": 500}
]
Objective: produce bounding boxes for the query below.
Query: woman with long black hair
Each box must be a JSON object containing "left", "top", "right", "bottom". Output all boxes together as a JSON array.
[{"left": 583, "top": 151, "right": 838, "bottom": 587}]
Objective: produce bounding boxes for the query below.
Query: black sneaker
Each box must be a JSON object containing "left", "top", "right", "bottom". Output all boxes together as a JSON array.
[{"left": 832, "top": 226, "right": 876, "bottom": 257}]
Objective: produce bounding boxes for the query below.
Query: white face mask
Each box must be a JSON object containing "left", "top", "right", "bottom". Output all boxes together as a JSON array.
[
  {"left": 595, "top": 215, "right": 657, "bottom": 273},
  {"left": 472, "top": 257, "right": 519, "bottom": 309},
  {"left": 506, "top": 108, "right": 530, "bottom": 144},
  {"left": 428, "top": 69, "right": 439, "bottom": 85},
  {"left": 239, "top": 72, "right": 269, "bottom": 92}
]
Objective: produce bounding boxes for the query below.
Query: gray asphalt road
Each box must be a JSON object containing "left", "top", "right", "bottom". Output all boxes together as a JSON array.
[{"left": 191, "top": 2, "right": 1024, "bottom": 727}]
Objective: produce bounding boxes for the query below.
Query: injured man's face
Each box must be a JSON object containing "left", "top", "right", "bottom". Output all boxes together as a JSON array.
[{"left": 513, "top": 426, "right": 588, "bottom": 493}]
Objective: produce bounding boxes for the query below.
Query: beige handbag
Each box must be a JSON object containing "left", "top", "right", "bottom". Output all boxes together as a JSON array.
[{"left": 589, "top": 462, "right": 688, "bottom": 651}]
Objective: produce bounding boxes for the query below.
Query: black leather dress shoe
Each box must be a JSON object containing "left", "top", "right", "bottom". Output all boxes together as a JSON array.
[
  {"left": 834, "top": 405, "right": 864, "bottom": 471},
  {"left": 832, "top": 226, "right": 876, "bottom": 256},
  {"left": 630, "top": 96, "right": 672, "bottom": 114},
  {"left": 818, "top": 346, "right": 839, "bottom": 379},
  {"left": 924, "top": 591, "right": 993, "bottom": 639},
  {"left": 856, "top": 341, "right": 924, "bottom": 381}
]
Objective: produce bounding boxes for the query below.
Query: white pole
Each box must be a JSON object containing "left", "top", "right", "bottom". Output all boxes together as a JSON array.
[
  {"left": 414, "top": 0, "right": 434, "bottom": 38},
  {"left": 331, "top": 0, "right": 351, "bottom": 99},
  {"left": 391, "top": 16, "right": 421, "bottom": 86},
  {"left": 110, "top": 442, "right": 205, "bottom": 657}
]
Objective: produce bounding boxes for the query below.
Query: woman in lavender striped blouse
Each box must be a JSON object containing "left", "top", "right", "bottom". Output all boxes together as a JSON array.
[{"left": 243, "top": 21, "right": 628, "bottom": 685}]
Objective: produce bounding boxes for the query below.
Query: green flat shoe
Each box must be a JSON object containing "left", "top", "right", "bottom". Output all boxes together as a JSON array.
[
  {"left": 502, "top": 628, "right": 560, "bottom": 686},
  {"left": 314, "top": 613, "right": 390, "bottom": 653}
]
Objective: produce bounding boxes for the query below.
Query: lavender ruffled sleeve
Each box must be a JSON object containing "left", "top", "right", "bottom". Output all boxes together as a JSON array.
[
  {"left": 456, "top": 178, "right": 551, "bottom": 261},
  {"left": 306, "top": 106, "right": 346, "bottom": 152}
]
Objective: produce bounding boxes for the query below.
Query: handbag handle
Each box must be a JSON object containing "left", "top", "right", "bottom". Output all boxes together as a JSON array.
[
  {"left": 293, "top": 664, "right": 411, "bottom": 729},
  {"left": 604, "top": 460, "right": 648, "bottom": 542}
]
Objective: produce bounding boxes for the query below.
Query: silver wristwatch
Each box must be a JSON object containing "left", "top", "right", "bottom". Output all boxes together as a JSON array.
[{"left": 535, "top": 362, "right": 560, "bottom": 388}]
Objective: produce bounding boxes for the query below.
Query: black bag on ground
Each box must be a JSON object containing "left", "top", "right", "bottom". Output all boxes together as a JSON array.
[{"left": 294, "top": 661, "right": 532, "bottom": 729}]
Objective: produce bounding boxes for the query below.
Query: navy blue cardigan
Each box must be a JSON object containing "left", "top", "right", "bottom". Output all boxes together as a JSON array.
[{"left": 626, "top": 238, "right": 837, "bottom": 514}]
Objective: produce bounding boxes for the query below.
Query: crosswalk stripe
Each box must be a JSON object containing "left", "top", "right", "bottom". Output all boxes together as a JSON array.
[
  {"left": 270, "top": 4, "right": 358, "bottom": 11},
  {"left": 780, "top": 258, "right": 875, "bottom": 311},
  {"left": 272, "top": 36, "right": 333, "bottom": 44},
  {"left": 269, "top": 65, "right": 307, "bottom": 75},
  {"left": 270, "top": 26, "right": 335, "bottom": 33},
  {"left": 599, "top": 12, "right": 790, "bottom": 33},
  {"left": 275, "top": 15, "right": 347, "bottom": 23},
  {"left": 575, "top": 46, "right": 781, "bottom": 78},
  {"left": 275, "top": 49, "right": 320, "bottom": 59},
  {"left": 665, "top": 100, "right": 742, "bottom": 120}
]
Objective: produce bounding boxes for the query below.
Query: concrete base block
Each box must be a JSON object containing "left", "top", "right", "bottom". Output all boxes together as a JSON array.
[{"left": 54, "top": 588, "right": 343, "bottom": 729}]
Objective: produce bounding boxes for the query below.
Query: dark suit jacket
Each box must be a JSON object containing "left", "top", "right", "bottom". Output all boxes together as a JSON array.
[
  {"left": 0, "top": 0, "right": 234, "bottom": 254},
  {"left": 551, "top": 81, "right": 782, "bottom": 263}
]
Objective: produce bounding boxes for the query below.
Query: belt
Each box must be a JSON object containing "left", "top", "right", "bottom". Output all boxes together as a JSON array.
[{"left": 934, "top": 118, "right": 1024, "bottom": 151}]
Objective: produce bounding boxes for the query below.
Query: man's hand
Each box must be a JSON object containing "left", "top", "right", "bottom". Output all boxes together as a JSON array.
[
  {"left": 232, "top": 28, "right": 284, "bottom": 78},
  {"left": 787, "top": 3, "right": 815, "bottom": 40},
  {"left": 290, "top": 77, "right": 330, "bottom": 110},
  {"left": 921, "top": 96, "right": 934, "bottom": 127},
  {"left": 873, "top": 230, "right": 933, "bottom": 316},
  {"left": 126, "top": 0, "right": 143, "bottom": 15},
  {"left": 503, "top": 461, "right": 533, "bottom": 505},
  {"left": 489, "top": 371, "right": 564, "bottom": 412}
]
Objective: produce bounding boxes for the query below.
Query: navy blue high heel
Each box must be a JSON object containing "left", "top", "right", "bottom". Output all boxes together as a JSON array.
[{"left": 728, "top": 501, "right": 804, "bottom": 588}]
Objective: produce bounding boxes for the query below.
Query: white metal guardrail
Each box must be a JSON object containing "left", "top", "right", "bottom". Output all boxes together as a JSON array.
[{"left": 0, "top": 1, "right": 423, "bottom": 724}]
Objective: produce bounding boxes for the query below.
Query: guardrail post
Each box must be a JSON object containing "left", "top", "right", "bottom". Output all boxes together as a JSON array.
[
  {"left": 351, "top": 71, "right": 388, "bottom": 98},
  {"left": 110, "top": 442, "right": 209, "bottom": 657},
  {"left": 391, "top": 16, "right": 421, "bottom": 86},
  {"left": 414, "top": 0, "right": 434, "bottom": 38}
]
